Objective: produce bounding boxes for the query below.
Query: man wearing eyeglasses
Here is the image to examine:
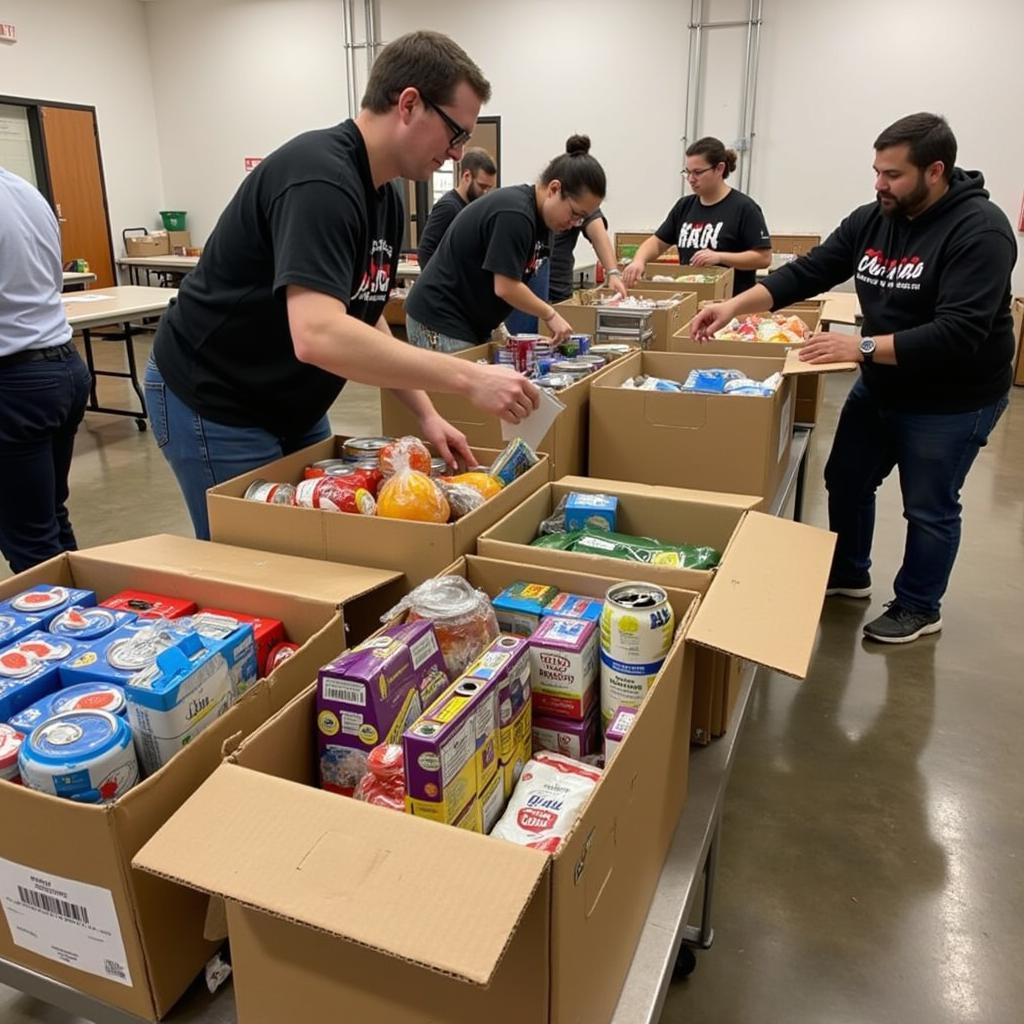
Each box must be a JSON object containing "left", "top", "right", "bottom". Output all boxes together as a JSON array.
[
  {"left": 145, "top": 31, "right": 540, "bottom": 540},
  {"left": 622, "top": 136, "right": 772, "bottom": 294}
]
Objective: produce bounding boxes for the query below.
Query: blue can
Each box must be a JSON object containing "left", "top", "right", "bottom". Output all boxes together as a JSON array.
[
  {"left": 49, "top": 606, "right": 136, "bottom": 642},
  {"left": 570, "top": 334, "right": 591, "bottom": 355},
  {"left": 19, "top": 710, "right": 139, "bottom": 803}
]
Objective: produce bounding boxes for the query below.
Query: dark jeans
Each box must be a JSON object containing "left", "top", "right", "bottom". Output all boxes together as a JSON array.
[
  {"left": 0, "top": 345, "right": 92, "bottom": 574},
  {"left": 825, "top": 378, "right": 1009, "bottom": 614},
  {"left": 144, "top": 358, "right": 331, "bottom": 540},
  {"left": 505, "top": 260, "right": 551, "bottom": 335}
]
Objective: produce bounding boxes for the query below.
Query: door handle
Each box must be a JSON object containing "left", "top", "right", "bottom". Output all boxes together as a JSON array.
[{"left": 56, "top": 202, "right": 67, "bottom": 224}]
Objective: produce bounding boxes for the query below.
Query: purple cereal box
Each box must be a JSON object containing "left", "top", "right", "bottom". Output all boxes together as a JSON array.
[
  {"left": 532, "top": 705, "right": 600, "bottom": 760},
  {"left": 317, "top": 620, "right": 449, "bottom": 796}
]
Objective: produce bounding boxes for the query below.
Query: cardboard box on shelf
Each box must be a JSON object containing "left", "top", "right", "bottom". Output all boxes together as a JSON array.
[
  {"left": 206, "top": 436, "right": 549, "bottom": 587},
  {"left": 124, "top": 233, "right": 170, "bottom": 258},
  {"left": 166, "top": 230, "right": 191, "bottom": 255},
  {"left": 0, "top": 535, "right": 401, "bottom": 1021},
  {"left": 477, "top": 476, "right": 835, "bottom": 742},
  {"left": 668, "top": 301, "right": 826, "bottom": 424},
  {"left": 134, "top": 554, "right": 703, "bottom": 1024},
  {"left": 639, "top": 264, "right": 735, "bottom": 303},
  {"left": 379, "top": 351, "right": 624, "bottom": 480}
]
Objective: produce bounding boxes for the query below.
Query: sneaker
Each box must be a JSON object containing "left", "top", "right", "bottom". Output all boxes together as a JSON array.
[
  {"left": 825, "top": 571, "right": 872, "bottom": 599},
  {"left": 863, "top": 601, "right": 942, "bottom": 644}
]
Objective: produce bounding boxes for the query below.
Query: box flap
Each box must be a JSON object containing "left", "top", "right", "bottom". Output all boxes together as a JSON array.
[
  {"left": 781, "top": 349, "right": 858, "bottom": 377},
  {"left": 688, "top": 511, "right": 835, "bottom": 678},
  {"left": 73, "top": 534, "right": 401, "bottom": 607},
  {"left": 132, "top": 764, "right": 548, "bottom": 985},
  {"left": 555, "top": 476, "right": 760, "bottom": 511}
]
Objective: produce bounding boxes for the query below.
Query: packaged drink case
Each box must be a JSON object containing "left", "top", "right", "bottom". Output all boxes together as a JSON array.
[
  {"left": 18, "top": 709, "right": 139, "bottom": 803},
  {"left": 604, "top": 705, "right": 638, "bottom": 762},
  {"left": 175, "top": 614, "right": 259, "bottom": 699},
  {"left": 564, "top": 492, "right": 618, "bottom": 533},
  {"left": 532, "top": 706, "right": 600, "bottom": 761},
  {"left": 0, "top": 611, "right": 43, "bottom": 648},
  {"left": 100, "top": 590, "right": 198, "bottom": 620},
  {"left": 124, "top": 632, "right": 234, "bottom": 775},
  {"left": 195, "top": 608, "right": 285, "bottom": 677},
  {"left": 492, "top": 582, "right": 560, "bottom": 637},
  {"left": 49, "top": 605, "right": 137, "bottom": 642},
  {"left": 0, "top": 723, "right": 24, "bottom": 784},
  {"left": 529, "top": 616, "right": 599, "bottom": 720},
  {"left": 0, "top": 632, "right": 90, "bottom": 722},
  {"left": 541, "top": 592, "right": 604, "bottom": 623},
  {"left": 9, "top": 682, "right": 127, "bottom": 733},
  {"left": 60, "top": 620, "right": 180, "bottom": 690},
  {"left": 318, "top": 620, "right": 450, "bottom": 796},
  {"left": 0, "top": 586, "right": 96, "bottom": 628}
]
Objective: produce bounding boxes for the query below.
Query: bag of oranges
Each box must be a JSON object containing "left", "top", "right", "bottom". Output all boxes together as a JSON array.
[
  {"left": 379, "top": 436, "right": 432, "bottom": 478},
  {"left": 376, "top": 441, "right": 450, "bottom": 523}
]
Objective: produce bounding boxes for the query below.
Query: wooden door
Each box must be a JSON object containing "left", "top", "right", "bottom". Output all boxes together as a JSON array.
[{"left": 39, "top": 106, "right": 115, "bottom": 287}]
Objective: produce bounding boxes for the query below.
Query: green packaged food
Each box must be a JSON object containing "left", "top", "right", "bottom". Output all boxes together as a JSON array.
[
  {"left": 530, "top": 530, "right": 583, "bottom": 551},
  {"left": 569, "top": 528, "right": 721, "bottom": 569}
]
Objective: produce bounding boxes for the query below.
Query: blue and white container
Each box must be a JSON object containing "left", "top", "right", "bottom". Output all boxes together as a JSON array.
[
  {"left": 0, "top": 632, "right": 88, "bottom": 721},
  {"left": 19, "top": 710, "right": 139, "bottom": 803},
  {"left": 9, "top": 683, "right": 128, "bottom": 733},
  {"left": 60, "top": 621, "right": 177, "bottom": 689},
  {"left": 49, "top": 606, "right": 136, "bottom": 642},
  {"left": 0, "top": 611, "right": 43, "bottom": 648},
  {"left": 177, "top": 613, "right": 257, "bottom": 700},
  {"left": 125, "top": 632, "right": 233, "bottom": 775},
  {"left": 564, "top": 492, "right": 618, "bottom": 533},
  {"left": 0, "top": 586, "right": 96, "bottom": 628}
]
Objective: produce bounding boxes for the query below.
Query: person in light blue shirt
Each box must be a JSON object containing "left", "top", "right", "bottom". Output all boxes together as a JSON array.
[{"left": 0, "top": 166, "right": 92, "bottom": 573}]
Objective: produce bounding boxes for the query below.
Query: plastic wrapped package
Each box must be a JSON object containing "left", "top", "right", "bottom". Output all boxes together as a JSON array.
[
  {"left": 538, "top": 495, "right": 569, "bottom": 535},
  {"left": 438, "top": 481, "right": 486, "bottom": 520},
  {"left": 621, "top": 375, "right": 683, "bottom": 392},
  {"left": 532, "top": 527, "right": 721, "bottom": 569},
  {"left": 384, "top": 576, "right": 499, "bottom": 678},
  {"left": 352, "top": 744, "right": 406, "bottom": 811},
  {"left": 488, "top": 438, "right": 539, "bottom": 485},
  {"left": 680, "top": 368, "right": 747, "bottom": 394},
  {"left": 440, "top": 471, "right": 504, "bottom": 500},
  {"left": 376, "top": 441, "right": 451, "bottom": 524},
  {"left": 379, "top": 436, "right": 432, "bottom": 478}
]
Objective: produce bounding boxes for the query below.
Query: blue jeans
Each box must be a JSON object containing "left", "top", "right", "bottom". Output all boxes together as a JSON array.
[
  {"left": 505, "top": 259, "right": 551, "bottom": 335},
  {"left": 824, "top": 378, "right": 1009, "bottom": 614},
  {"left": 144, "top": 359, "right": 331, "bottom": 540},
  {"left": 405, "top": 315, "right": 477, "bottom": 353},
  {"left": 0, "top": 345, "right": 91, "bottom": 573}
]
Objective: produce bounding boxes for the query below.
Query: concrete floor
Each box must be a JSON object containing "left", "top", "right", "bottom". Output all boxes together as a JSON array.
[{"left": 2, "top": 332, "right": 1022, "bottom": 1024}]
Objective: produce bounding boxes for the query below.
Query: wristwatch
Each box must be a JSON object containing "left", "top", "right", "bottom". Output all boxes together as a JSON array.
[
  {"left": 605, "top": 268, "right": 622, "bottom": 277},
  {"left": 859, "top": 336, "right": 876, "bottom": 362}
]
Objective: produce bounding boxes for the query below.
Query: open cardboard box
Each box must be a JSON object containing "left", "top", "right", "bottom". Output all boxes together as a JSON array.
[
  {"left": 613, "top": 229, "right": 673, "bottom": 263},
  {"left": 0, "top": 535, "right": 401, "bottom": 1020},
  {"left": 1012, "top": 296, "right": 1024, "bottom": 387},
  {"left": 134, "top": 554, "right": 701, "bottom": 1024},
  {"left": 639, "top": 264, "right": 735, "bottom": 303},
  {"left": 123, "top": 233, "right": 170, "bottom": 258},
  {"left": 542, "top": 289, "right": 697, "bottom": 352},
  {"left": 207, "top": 435, "right": 549, "bottom": 586},
  {"left": 477, "top": 477, "right": 835, "bottom": 742},
  {"left": 668, "top": 300, "right": 827, "bottom": 424},
  {"left": 380, "top": 351, "right": 626, "bottom": 480}
]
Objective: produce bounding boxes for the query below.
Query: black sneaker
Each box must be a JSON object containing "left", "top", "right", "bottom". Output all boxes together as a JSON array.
[
  {"left": 825, "top": 571, "right": 872, "bottom": 599},
  {"left": 863, "top": 601, "right": 942, "bottom": 644}
]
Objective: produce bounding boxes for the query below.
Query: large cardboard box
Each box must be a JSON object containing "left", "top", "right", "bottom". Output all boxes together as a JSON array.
[
  {"left": 134, "top": 554, "right": 709, "bottom": 1024},
  {"left": 640, "top": 264, "right": 735, "bottom": 303},
  {"left": 770, "top": 233, "right": 820, "bottom": 259},
  {"left": 543, "top": 289, "right": 697, "bottom": 352},
  {"left": 1012, "top": 296, "right": 1024, "bottom": 387},
  {"left": 668, "top": 300, "right": 826, "bottom": 424},
  {"left": 380, "top": 352, "right": 624, "bottom": 480},
  {"left": 207, "top": 436, "right": 549, "bottom": 586},
  {"left": 614, "top": 230, "right": 675, "bottom": 263},
  {"left": 124, "top": 233, "right": 171, "bottom": 257},
  {"left": 0, "top": 535, "right": 401, "bottom": 1020},
  {"left": 166, "top": 230, "right": 191, "bottom": 255},
  {"left": 477, "top": 477, "right": 835, "bottom": 742}
]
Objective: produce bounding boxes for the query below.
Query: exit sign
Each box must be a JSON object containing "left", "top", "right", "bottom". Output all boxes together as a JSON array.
[{"left": 0, "top": 23, "right": 16, "bottom": 41}]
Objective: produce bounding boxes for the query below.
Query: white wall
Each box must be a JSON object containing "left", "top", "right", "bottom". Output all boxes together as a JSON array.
[
  {"left": 0, "top": 0, "right": 166, "bottom": 248},
  {"left": 142, "top": 0, "right": 355, "bottom": 244}
]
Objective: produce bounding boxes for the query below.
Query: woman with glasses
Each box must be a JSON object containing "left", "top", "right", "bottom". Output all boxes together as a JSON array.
[
  {"left": 405, "top": 135, "right": 607, "bottom": 351},
  {"left": 622, "top": 136, "right": 772, "bottom": 295}
]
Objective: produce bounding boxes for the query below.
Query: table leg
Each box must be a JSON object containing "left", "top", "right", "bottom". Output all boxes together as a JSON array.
[{"left": 82, "top": 329, "right": 99, "bottom": 409}]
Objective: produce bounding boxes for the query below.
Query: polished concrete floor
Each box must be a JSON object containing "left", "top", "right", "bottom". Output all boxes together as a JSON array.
[{"left": 2, "top": 332, "right": 1022, "bottom": 1024}]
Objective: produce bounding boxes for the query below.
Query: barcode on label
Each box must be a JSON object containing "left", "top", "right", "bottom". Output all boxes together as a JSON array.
[
  {"left": 323, "top": 679, "right": 366, "bottom": 706},
  {"left": 104, "top": 959, "right": 128, "bottom": 979},
  {"left": 18, "top": 886, "right": 90, "bottom": 925}
]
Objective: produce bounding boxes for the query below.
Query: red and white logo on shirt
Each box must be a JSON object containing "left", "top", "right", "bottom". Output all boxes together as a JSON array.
[
  {"left": 677, "top": 221, "right": 724, "bottom": 250},
  {"left": 352, "top": 238, "right": 394, "bottom": 304},
  {"left": 856, "top": 248, "right": 927, "bottom": 291}
]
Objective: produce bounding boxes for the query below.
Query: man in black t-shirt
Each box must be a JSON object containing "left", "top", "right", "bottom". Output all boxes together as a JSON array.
[
  {"left": 145, "top": 32, "right": 538, "bottom": 539},
  {"left": 417, "top": 148, "right": 497, "bottom": 267},
  {"left": 623, "top": 138, "right": 771, "bottom": 294}
]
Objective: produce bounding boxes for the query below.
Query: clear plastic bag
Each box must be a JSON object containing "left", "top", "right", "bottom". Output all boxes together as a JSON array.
[
  {"left": 438, "top": 481, "right": 486, "bottom": 520},
  {"left": 538, "top": 495, "right": 569, "bottom": 535},
  {"left": 376, "top": 440, "right": 450, "bottom": 523}
]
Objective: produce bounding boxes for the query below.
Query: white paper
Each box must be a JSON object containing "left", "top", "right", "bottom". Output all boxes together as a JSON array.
[
  {"left": 61, "top": 293, "right": 113, "bottom": 303},
  {"left": 501, "top": 387, "right": 565, "bottom": 450},
  {"left": 0, "top": 855, "right": 133, "bottom": 987}
]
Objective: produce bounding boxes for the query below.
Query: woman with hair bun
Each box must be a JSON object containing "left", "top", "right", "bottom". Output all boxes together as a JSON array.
[
  {"left": 622, "top": 136, "right": 772, "bottom": 294},
  {"left": 406, "top": 134, "right": 607, "bottom": 350}
]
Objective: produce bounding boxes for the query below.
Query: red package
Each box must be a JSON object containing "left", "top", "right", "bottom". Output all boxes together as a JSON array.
[
  {"left": 266, "top": 642, "right": 300, "bottom": 672},
  {"left": 100, "top": 590, "right": 197, "bottom": 620},
  {"left": 353, "top": 744, "right": 405, "bottom": 811},
  {"left": 197, "top": 608, "right": 286, "bottom": 676}
]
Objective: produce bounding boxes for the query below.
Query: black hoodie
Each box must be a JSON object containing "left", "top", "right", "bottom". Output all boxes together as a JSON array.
[{"left": 763, "top": 168, "right": 1017, "bottom": 412}]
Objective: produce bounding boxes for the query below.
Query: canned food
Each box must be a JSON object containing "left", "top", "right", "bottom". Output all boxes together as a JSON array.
[
  {"left": 574, "top": 354, "right": 607, "bottom": 368},
  {"left": 49, "top": 606, "right": 132, "bottom": 642},
  {"left": 590, "top": 343, "right": 632, "bottom": 356},
  {"left": 54, "top": 682, "right": 128, "bottom": 718},
  {"left": 550, "top": 360, "right": 594, "bottom": 376},
  {"left": 266, "top": 642, "right": 300, "bottom": 672},
  {"left": 9, "top": 586, "right": 71, "bottom": 614},
  {"left": 429, "top": 457, "right": 449, "bottom": 477},
  {"left": 106, "top": 629, "right": 173, "bottom": 673},
  {"left": 570, "top": 334, "right": 591, "bottom": 355},
  {"left": 304, "top": 460, "right": 357, "bottom": 480},
  {"left": 19, "top": 710, "right": 139, "bottom": 803},
  {"left": 244, "top": 480, "right": 297, "bottom": 505},
  {"left": 599, "top": 582, "right": 675, "bottom": 732},
  {"left": 342, "top": 437, "right": 394, "bottom": 463},
  {"left": 293, "top": 477, "right": 376, "bottom": 514},
  {"left": 0, "top": 724, "right": 24, "bottom": 784},
  {"left": 535, "top": 374, "right": 576, "bottom": 390}
]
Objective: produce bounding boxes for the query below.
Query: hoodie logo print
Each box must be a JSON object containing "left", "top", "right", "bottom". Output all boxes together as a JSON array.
[{"left": 856, "top": 248, "right": 926, "bottom": 291}]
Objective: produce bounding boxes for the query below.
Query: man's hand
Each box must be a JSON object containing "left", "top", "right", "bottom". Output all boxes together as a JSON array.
[
  {"left": 466, "top": 364, "right": 541, "bottom": 424},
  {"left": 798, "top": 332, "right": 863, "bottom": 364},
  {"left": 545, "top": 311, "right": 573, "bottom": 343},
  {"left": 607, "top": 273, "right": 629, "bottom": 299},
  {"left": 689, "top": 249, "right": 721, "bottom": 267},
  {"left": 687, "top": 301, "right": 736, "bottom": 341},
  {"left": 419, "top": 412, "right": 475, "bottom": 471},
  {"left": 622, "top": 260, "right": 646, "bottom": 287}
]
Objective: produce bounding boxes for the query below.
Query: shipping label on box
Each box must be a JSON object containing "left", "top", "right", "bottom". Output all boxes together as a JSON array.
[{"left": 529, "top": 616, "right": 599, "bottom": 719}]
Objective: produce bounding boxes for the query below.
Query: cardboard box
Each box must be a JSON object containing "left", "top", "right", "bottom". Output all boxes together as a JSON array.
[
  {"left": 542, "top": 289, "right": 697, "bottom": 353},
  {"left": 207, "top": 436, "right": 549, "bottom": 587},
  {"left": 383, "top": 292, "right": 406, "bottom": 328},
  {"left": 0, "top": 535, "right": 401, "bottom": 1020},
  {"left": 379, "top": 353, "right": 622, "bottom": 480},
  {"left": 166, "top": 230, "right": 191, "bottom": 255},
  {"left": 770, "top": 233, "right": 820, "bottom": 258},
  {"left": 1012, "top": 296, "right": 1024, "bottom": 388},
  {"left": 640, "top": 264, "right": 735, "bottom": 303},
  {"left": 477, "top": 476, "right": 835, "bottom": 742},
  {"left": 134, "top": 554, "right": 701, "bottom": 1024},
  {"left": 613, "top": 230, "right": 671, "bottom": 263},
  {"left": 124, "top": 233, "right": 170, "bottom": 257}
]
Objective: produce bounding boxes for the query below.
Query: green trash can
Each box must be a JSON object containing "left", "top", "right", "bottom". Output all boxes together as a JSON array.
[{"left": 160, "top": 211, "right": 187, "bottom": 231}]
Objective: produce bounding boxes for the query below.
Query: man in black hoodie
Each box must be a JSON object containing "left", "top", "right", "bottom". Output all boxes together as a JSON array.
[{"left": 690, "top": 113, "right": 1015, "bottom": 644}]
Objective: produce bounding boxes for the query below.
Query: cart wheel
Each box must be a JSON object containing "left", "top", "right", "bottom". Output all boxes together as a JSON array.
[
  {"left": 673, "top": 946, "right": 697, "bottom": 978},
  {"left": 135, "top": 418, "right": 147, "bottom": 432}
]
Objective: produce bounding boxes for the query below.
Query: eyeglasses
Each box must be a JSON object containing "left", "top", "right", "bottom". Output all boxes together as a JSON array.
[
  {"left": 683, "top": 166, "right": 716, "bottom": 180},
  {"left": 422, "top": 96, "right": 472, "bottom": 149}
]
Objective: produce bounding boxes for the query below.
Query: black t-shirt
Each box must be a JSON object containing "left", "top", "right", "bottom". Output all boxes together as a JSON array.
[
  {"left": 405, "top": 184, "right": 549, "bottom": 343},
  {"left": 548, "top": 208, "right": 607, "bottom": 302},
  {"left": 153, "top": 120, "right": 403, "bottom": 436},
  {"left": 655, "top": 189, "right": 770, "bottom": 294},
  {"left": 417, "top": 189, "right": 466, "bottom": 268}
]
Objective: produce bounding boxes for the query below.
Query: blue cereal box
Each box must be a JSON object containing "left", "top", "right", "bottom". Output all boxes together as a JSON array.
[
  {"left": 491, "top": 582, "right": 559, "bottom": 637},
  {"left": 0, "top": 611, "right": 43, "bottom": 648},
  {"left": 564, "top": 492, "right": 618, "bottom": 533}
]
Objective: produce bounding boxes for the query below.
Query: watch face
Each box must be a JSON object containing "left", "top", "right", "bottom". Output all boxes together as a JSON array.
[{"left": 860, "top": 338, "right": 875, "bottom": 354}]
